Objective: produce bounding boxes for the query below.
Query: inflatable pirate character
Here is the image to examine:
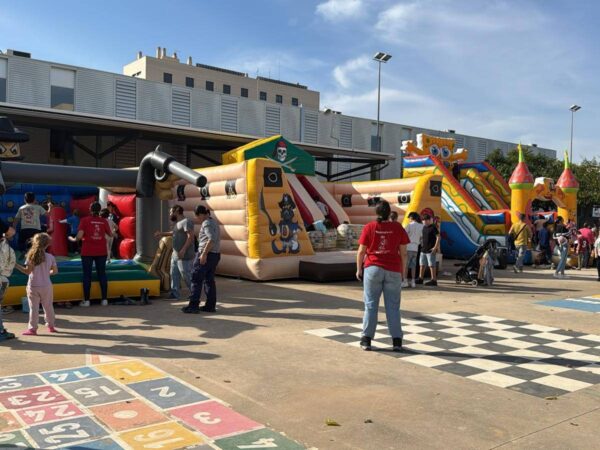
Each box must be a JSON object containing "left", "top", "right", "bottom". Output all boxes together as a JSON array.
[
  {"left": 269, "top": 192, "right": 301, "bottom": 255},
  {"left": 402, "top": 133, "right": 468, "bottom": 163},
  {"left": 0, "top": 116, "right": 28, "bottom": 161}
]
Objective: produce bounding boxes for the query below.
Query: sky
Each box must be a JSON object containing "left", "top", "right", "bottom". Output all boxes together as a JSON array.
[{"left": 2, "top": 0, "right": 599, "bottom": 160}]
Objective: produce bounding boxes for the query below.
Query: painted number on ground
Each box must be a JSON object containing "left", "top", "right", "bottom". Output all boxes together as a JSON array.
[
  {"left": 74, "top": 386, "right": 121, "bottom": 399},
  {"left": 238, "top": 438, "right": 278, "bottom": 448},
  {"left": 38, "top": 422, "right": 89, "bottom": 445},
  {"left": 133, "top": 428, "right": 185, "bottom": 449}
]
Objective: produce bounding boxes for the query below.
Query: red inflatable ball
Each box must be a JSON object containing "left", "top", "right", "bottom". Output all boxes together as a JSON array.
[
  {"left": 107, "top": 194, "right": 136, "bottom": 218},
  {"left": 119, "top": 238, "right": 136, "bottom": 260},
  {"left": 119, "top": 216, "right": 136, "bottom": 240},
  {"left": 70, "top": 196, "right": 97, "bottom": 217},
  {"left": 47, "top": 206, "right": 68, "bottom": 257}
]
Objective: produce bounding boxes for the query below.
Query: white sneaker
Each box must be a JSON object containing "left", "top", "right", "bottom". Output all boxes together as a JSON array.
[
  {"left": 401, "top": 281, "right": 409, "bottom": 288},
  {"left": 559, "top": 274, "right": 570, "bottom": 279},
  {"left": 411, "top": 279, "right": 416, "bottom": 288},
  {"left": 101, "top": 299, "right": 108, "bottom": 306},
  {"left": 513, "top": 265, "right": 518, "bottom": 273},
  {"left": 80, "top": 300, "right": 90, "bottom": 307},
  {"left": 553, "top": 273, "right": 560, "bottom": 278}
]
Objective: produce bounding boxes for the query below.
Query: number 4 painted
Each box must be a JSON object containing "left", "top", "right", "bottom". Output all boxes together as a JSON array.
[
  {"left": 238, "top": 438, "right": 278, "bottom": 448},
  {"left": 50, "top": 371, "right": 90, "bottom": 382}
]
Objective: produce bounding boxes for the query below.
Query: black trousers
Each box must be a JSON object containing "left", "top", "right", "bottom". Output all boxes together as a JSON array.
[{"left": 82, "top": 255, "right": 108, "bottom": 301}]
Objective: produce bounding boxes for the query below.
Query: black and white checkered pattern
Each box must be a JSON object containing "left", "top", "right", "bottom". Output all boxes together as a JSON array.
[{"left": 306, "top": 312, "right": 600, "bottom": 398}]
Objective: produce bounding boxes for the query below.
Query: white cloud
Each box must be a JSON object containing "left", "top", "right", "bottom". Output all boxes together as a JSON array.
[
  {"left": 332, "top": 55, "right": 372, "bottom": 88},
  {"left": 316, "top": 0, "right": 366, "bottom": 22}
]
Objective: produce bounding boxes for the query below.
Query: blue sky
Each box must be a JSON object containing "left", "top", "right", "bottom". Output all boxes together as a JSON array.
[{"left": 2, "top": 0, "right": 599, "bottom": 160}]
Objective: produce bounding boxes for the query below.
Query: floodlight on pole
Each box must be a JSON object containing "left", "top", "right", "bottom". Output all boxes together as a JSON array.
[
  {"left": 569, "top": 104, "right": 581, "bottom": 162},
  {"left": 373, "top": 52, "right": 392, "bottom": 161}
]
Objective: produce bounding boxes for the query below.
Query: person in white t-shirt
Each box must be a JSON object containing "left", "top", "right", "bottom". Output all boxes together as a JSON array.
[{"left": 402, "top": 212, "right": 424, "bottom": 288}]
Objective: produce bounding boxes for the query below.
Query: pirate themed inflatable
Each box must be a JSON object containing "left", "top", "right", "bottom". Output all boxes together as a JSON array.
[{"left": 0, "top": 116, "right": 28, "bottom": 161}]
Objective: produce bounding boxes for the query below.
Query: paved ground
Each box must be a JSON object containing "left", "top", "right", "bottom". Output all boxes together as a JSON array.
[{"left": 1, "top": 263, "right": 600, "bottom": 449}]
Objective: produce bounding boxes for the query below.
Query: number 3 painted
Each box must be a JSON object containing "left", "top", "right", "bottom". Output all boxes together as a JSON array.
[{"left": 193, "top": 411, "right": 221, "bottom": 425}]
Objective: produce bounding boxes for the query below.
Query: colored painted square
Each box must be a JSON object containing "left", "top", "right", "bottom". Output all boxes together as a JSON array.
[
  {"left": 17, "top": 401, "right": 84, "bottom": 426},
  {"left": 60, "top": 377, "right": 134, "bottom": 407},
  {"left": 96, "top": 361, "right": 164, "bottom": 384},
  {"left": 0, "top": 374, "right": 45, "bottom": 393},
  {"left": 0, "top": 385, "right": 67, "bottom": 410},
  {"left": 128, "top": 377, "right": 209, "bottom": 409},
  {"left": 216, "top": 428, "right": 304, "bottom": 450},
  {"left": 27, "top": 417, "right": 108, "bottom": 448},
  {"left": 42, "top": 366, "right": 101, "bottom": 385},
  {"left": 0, "top": 411, "right": 20, "bottom": 432},
  {"left": 538, "top": 299, "right": 600, "bottom": 313},
  {"left": 0, "top": 429, "right": 31, "bottom": 448},
  {"left": 66, "top": 437, "right": 126, "bottom": 449},
  {"left": 91, "top": 399, "right": 169, "bottom": 432},
  {"left": 170, "top": 400, "right": 262, "bottom": 439},
  {"left": 119, "top": 421, "right": 204, "bottom": 450}
]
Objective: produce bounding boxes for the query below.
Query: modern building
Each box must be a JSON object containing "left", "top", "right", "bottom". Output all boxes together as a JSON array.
[
  {"left": 0, "top": 48, "right": 557, "bottom": 182},
  {"left": 123, "top": 47, "right": 320, "bottom": 110}
]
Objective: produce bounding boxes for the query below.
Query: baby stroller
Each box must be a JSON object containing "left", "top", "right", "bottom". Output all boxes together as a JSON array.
[{"left": 455, "top": 239, "right": 499, "bottom": 287}]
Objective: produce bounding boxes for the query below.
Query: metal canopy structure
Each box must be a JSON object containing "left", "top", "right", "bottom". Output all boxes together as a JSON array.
[{"left": 0, "top": 104, "right": 394, "bottom": 179}]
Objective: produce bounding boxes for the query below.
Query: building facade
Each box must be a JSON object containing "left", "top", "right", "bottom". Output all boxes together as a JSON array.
[
  {"left": 0, "top": 49, "right": 557, "bottom": 182},
  {"left": 123, "top": 48, "right": 320, "bottom": 110}
]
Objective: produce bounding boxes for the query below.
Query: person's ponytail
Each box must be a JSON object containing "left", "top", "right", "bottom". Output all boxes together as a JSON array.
[{"left": 375, "top": 200, "right": 391, "bottom": 223}]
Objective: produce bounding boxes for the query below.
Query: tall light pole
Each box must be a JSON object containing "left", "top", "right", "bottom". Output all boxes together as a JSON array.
[
  {"left": 373, "top": 52, "right": 392, "bottom": 153},
  {"left": 569, "top": 104, "right": 581, "bottom": 162}
]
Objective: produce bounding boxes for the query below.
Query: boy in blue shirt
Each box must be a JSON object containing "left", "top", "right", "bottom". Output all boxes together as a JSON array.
[{"left": 60, "top": 209, "right": 80, "bottom": 254}]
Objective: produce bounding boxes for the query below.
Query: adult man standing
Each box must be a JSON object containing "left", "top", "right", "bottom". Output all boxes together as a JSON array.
[
  {"left": 154, "top": 205, "right": 195, "bottom": 300},
  {"left": 182, "top": 205, "right": 221, "bottom": 314},
  {"left": 417, "top": 214, "right": 440, "bottom": 286},
  {"left": 509, "top": 213, "right": 531, "bottom": 273}
]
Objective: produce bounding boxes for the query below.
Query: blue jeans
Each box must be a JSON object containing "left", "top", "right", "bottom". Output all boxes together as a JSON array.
[
  {"left": 0, "top": 282, "right": 7, "bottom": 331},
  {"left": 362, "top": 265, "right": 403, "bottom": 339},
  {"left": 188, "top": 253, "right": 221, "bottom": 310},
  {"left": 555, "top": 243, "right": 568, "bottom": 274},
  {"left": 170, "top": 255, "right": 193, "bottom": 299},
  {"left": 82, "top": 255, "right": 107, "bottom": 301},
  {"left": 515, "top": 245, "right": 527, "bottom": 269}
]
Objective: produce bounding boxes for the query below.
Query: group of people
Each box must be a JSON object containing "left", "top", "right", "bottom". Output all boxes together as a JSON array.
[
  {"left": 0, "top": 193, "right": 222, "bottom": 341},
  {"left": 154, "top": 204, "right": 221, "bottom": 314},
  {"left": 509, "top": 213, "right": 600, "bottom": 280}
]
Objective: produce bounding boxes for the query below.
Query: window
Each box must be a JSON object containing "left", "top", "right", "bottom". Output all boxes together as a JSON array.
[
  {"left": 185, "top": 77, "right": 194, "bottom": 88},
  {"left": 223, "top": 84, "right": 231, "bottom": 95},
  {"left": 0, "top": 59, "right": 6, "bottom": 103},
  {"left": 49, "top": 129, "right": 74, "bottom": 162},
  {"left": 50, "top": 67, "right": 75, "bottom": 111},
  {"left": 259, "top": 91, "right": 267, "bottom": 101},
  {"left": 276, "top": 94, "right": 283, "bottom": 104},
  {"left": 291, "top": 97, "right": 299, "bottom": 106},
  {"left": 163, "top": 72, "right": 172, "bottom": 83},
  {"left": 241, "top": 87, "right": 248, "bottom": 98},
  {"left": 206, "top": 81, "right": 214, "bottom": 91}
]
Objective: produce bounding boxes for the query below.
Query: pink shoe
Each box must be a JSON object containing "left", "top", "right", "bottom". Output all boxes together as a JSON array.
[
  {"left": 22, "top": 329, "right": 37, "bottom": 336},
  {"left": 48, "top": 327, "right": 58, "bottom": 333}
]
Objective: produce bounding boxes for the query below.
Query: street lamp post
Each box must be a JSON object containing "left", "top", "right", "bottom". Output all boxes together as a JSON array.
[
  {"left": 569, "top": 104, "right": 581, "bottom": 162},
  {"left": 373, "top": 52, "right": 392, "bottom": 153}
]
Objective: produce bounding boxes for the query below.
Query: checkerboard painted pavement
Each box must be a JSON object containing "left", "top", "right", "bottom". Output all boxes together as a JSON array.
[
  {"left": 0, "top": 351, "right": 304, "bottom": 449},
  {"left": 306, "top": 311, "right": 600, "bottom": 398},
  {"left": 538, "top": 294, "right": 600, "bottom": 313}
]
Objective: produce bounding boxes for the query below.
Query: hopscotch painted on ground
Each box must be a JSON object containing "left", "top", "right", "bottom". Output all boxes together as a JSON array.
[{"left": 0, "top": 351, "right": 304, "bottom": 449}]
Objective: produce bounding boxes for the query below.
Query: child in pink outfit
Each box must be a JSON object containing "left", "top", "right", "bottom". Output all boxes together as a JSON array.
[{"left": 16, "top": 233, "right": 58, "bottom": 335}]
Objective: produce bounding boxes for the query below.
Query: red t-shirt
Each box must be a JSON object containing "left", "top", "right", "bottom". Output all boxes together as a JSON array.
[
  {"left": 359, "top": 221, "right": 410, "bottom": 272},
  {"left": 78, "top": 216, "right": 112, "bottom": 257}
]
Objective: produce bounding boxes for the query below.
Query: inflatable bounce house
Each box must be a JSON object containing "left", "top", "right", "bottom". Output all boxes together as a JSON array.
[
  {"left": 0, "top": 117, "right": 210, "bottom": 305},
  {"left": 150, "top": 135, "right": 444, "bottom": 282},
  {"left": 402, "top": 134, "right": 579, "bottom": 259}
]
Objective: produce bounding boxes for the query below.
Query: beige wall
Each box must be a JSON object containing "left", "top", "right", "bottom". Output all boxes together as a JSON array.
[{"left": 123, "top": 56, "right": 320, "bottom": 109}]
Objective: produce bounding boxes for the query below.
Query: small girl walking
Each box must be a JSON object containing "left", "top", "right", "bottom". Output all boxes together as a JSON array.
[{"left": 16, "top": 233, "right": 58, "bottom": 335}]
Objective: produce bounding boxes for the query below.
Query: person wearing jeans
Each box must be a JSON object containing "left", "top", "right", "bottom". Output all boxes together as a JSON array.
[
  {"left": 183, "top": 205, "right": 221, "bottom": 313},
  {"left": 509, "top": 213, "right": 531, "bottom": 273},
  {"left": 154, "top": 205, "right": 195, "bottom": 300},
  {"left": 356, "top": 200, "right": 409, "bottom": 352},
  {"left": 0, "top": 221, "right": 16, "bottom": 341},
  {"left": 73, "top": 202, "right": 113, "bottom": 306},
  {"left": 553, "top": 217, "right": 570, "bottom": 279}
]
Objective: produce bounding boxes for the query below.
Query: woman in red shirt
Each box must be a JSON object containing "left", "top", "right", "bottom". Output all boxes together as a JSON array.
[
  {"left": 73, "top": 202, "right": 113, "bottom": 307},
  {"left": 356, "top": 200, "right": 409, "bottom": 351}
]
